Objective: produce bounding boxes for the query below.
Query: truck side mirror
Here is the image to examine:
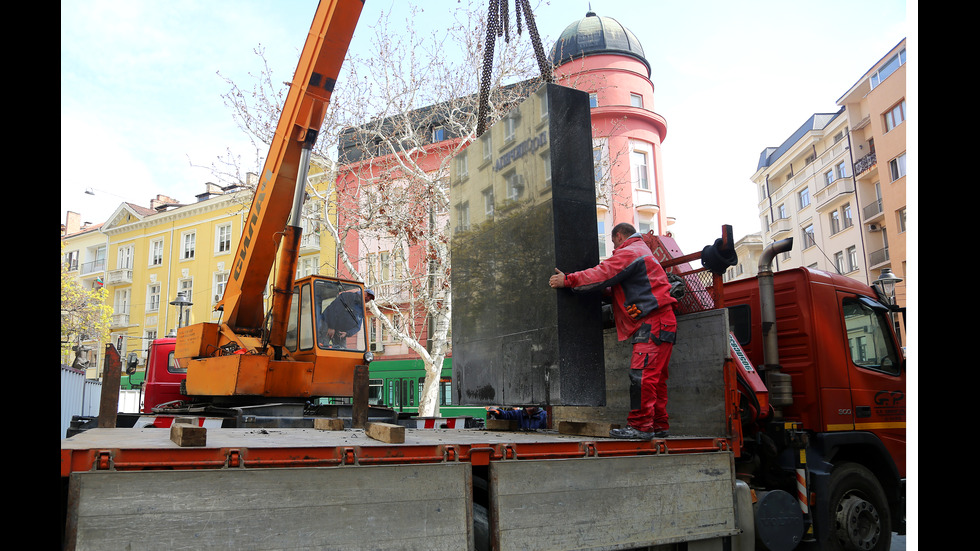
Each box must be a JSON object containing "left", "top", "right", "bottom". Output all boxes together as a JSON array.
[{"left": 126, "top": 352, "right": 139, "bottom": 375}]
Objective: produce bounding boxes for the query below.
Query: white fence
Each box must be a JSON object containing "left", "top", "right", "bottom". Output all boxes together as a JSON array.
[{"left": 61, "top": 366, "right": 144, "bottom": 439}]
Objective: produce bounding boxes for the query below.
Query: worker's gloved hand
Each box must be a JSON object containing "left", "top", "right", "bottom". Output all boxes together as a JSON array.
[{"left": 487, "top": 408, "right": 501, "bottom": 419}]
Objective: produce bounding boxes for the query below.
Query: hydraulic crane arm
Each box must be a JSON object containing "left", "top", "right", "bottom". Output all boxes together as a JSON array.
[{"left": 218, "top": 0, "right": 364, "bottom": 332}]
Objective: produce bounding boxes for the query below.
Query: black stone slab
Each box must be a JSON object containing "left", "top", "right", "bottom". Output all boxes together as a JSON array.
[{"left": 450, "top": 83, "right": 604, "bottom": 407}]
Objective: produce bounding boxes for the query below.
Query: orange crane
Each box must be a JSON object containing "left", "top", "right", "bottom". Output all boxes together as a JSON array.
[{"left": 175, "top": 0, "right": 370, "bottom": 404}]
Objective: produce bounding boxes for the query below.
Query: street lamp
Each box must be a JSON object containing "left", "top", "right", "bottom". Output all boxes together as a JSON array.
[
  {"left": 170, "top": 291, "right": 193, "bottom": 333},
  {"left": 872, "top": 268, "right": 902, "bottom": 306}
]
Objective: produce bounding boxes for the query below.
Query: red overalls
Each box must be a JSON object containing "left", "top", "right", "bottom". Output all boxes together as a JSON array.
[{"left": 565, "top": 234, "right": 678, "bottom": 433}]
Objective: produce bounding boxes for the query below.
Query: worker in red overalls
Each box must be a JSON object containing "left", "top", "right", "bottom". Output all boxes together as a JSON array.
[{"left": 549, "top": 222, "right": 677, "bottom": 440}]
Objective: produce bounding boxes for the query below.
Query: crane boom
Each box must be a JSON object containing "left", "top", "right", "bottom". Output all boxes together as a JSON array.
[
  {"left": 175, "top": 0, "right": 368, "bottom": 405},
  {"left": 219, "top": 0, "right": 364, "bottom": 331}
]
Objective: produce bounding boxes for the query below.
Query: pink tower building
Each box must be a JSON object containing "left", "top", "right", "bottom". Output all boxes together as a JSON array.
[{"left": 550, "top": 11, "right": 671, "bottom": 255}]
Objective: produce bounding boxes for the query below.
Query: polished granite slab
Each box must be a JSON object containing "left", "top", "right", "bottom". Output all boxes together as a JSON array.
[{"left": 451, "top": 83, "right": 604, "bottom": 407}]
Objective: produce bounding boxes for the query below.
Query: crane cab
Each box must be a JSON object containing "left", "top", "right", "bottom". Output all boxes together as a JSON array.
[
  {"left": 283, "top": 275, "right": 373, "bottom": 393},
  {"left": 179, "top": 275, "right": 372, "bottom": 402}
]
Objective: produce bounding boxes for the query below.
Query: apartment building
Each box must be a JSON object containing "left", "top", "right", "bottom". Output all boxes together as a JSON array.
[
  {"left": 751, "top": 38, "right": 907, "bottom": 341},
  {"left": 837, "top": 39, "right": 907, "bottom": 341},
  {"left": 751, "top": 109, "right": 862, "bottom": 277},
  {"left": 62, "top": 173, "right": 336, "bottom": 379}
]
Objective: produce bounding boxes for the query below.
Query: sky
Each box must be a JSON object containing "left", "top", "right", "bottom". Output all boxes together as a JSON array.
[{"left": 61, "top": 0, "right": 912, "bottom": 256}]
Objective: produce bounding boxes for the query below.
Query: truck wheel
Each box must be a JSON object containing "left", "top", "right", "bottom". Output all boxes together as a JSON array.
[{"left": 827, "top": 462, "right": 891, "bottom": 551}]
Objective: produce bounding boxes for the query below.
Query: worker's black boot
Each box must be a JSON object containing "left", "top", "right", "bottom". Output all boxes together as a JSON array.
[{"left": 609, "top": 426, "right": 654, "bottom": 440}]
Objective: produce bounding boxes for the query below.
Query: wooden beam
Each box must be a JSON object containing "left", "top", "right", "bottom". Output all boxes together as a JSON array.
[{"left": 365, "top": 422, "right": 405, "bottom": 443}]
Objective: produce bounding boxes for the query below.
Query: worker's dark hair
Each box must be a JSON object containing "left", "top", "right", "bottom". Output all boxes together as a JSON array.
[{"left": 612, "top": 222, "right": 636, "bottom": 238}]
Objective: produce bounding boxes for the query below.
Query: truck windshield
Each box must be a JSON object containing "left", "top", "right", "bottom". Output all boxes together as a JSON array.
[
  {"left": 314, "top": 280, "right": 367, "bottom": 352},
  {"left": 842, "top": 297, "right": 901, "bottom": 375}
]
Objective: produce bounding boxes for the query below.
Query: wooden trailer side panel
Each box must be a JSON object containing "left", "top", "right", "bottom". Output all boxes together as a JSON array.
[
  {"left": 490, "top": 452, "right": 738, "bottom": 550},
  {"left": 66, "top": 463, "right": 473, "bottom": 551}
]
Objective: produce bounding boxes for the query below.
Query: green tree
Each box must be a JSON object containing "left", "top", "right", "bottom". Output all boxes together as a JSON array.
[{"left": 61, "top": 243, "right": 112, "bottom": 368}]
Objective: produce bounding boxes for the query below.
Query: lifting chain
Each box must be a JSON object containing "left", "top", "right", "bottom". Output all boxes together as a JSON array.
[{"left": 476, "top": 0, "right": 553, "bottom": 137}]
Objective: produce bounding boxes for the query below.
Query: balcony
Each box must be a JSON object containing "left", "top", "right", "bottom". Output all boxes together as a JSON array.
[
  {"left": 106, "top": 268, "right": 133, "bottom": 285},
  {"left": 111, "top": 313, "right": 130, "bottom": 329},
  {"left": 815, "top": 177, "right": 854, "bottom": 212},
  {"left": 854, "top": 151, "right": 877, "bottom": 178},
  {"left": 80, "top": 258, "right": 106, "bottom": 277},
  {"left": 769, "top": 217, "right": 792, "bottom": 238}
]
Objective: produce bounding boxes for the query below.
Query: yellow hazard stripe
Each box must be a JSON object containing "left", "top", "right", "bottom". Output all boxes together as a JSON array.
[{"left": 826, "top": 421, "right": 906, "bottom": 431}]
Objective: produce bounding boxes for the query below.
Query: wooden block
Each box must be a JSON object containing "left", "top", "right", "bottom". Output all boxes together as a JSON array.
[
  {"left": 365, "top": 422, "right": 405, "bottom": 444},
  {"left": 558, "top": 421, "right": 621, "bottom": 437},
  {"left": 486, "top": 418, "right": 518, "bottom": 431},
  {"left": 170, "top": 423, "right": 206, "bottom": 447},
  {"left": 314, "top": 418, "right": 345, "bottom": 431}
]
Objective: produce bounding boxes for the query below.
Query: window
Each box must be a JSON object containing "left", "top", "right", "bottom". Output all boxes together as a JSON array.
[
  {"left": 836, "top": 161, "right": 848, "bottom": 180},
  {"left": 802, "top": 224, "right": 815, "bottom": 248},
  {"left": 539, "top": 90, "right": 549, "bottom": 120},
  {"left": 215, "top": 223, "right": 232, "bottom": 254},
  {"left": 630, "top": 93, "right": 643, "bottom": 108},
  {"left": 455, "top": 202, "right": 470, "bottom": 233},
  {"left": 181, "top": 231, "right": 196, "bottom": 260},
  {"left": 777, "top": 204, "right": 787, "bottom": 220},
  {"left": 589, "top": 93, "right": 598, "bottom": 108},
  {"left": 483, "top": 187, "right": 494, "bottom": 216},
  {"left": 824, "top": 169, "right": 835, "bottom": 186},
  {"left": 842, "top": 297, "right": 901, "bottom": 375},
  {"left": 889, "top": 153, "right": 906, "bottom": 181},
  {"left": 846, "top": 246, "right": 859, "bottom": 272},
  {"left": 117, "top": 245, "right": 133, "bottom": 270},
  {"left": 481, "top": 133, "right": 492, "bottom": 161},
  {"left": 296, "top": 256, "right": 318, "bottom": 279},
  {"left": 631, "top": 151, "right": 649, "bottom": 190},
  {"left": 65, "top": 250, "right": 79, "bottom": 271},
  {"left": 830, "top": 211, "right": 841, "bottom": 234},
  {"left": 834, "top": 251, "right": 845, "bottom": 273},
  {"left": 898, "top": 208, "right": 906, "bottom": 233},
  {"left": 213, "top": 272, "right": 229, "bottom": 304},
  {"left": 456, "top": 154, "right": 468, "bottom": 179},
  {"left": 798, "top": 187, "right": 810, "bottom": 209},
  {"left": 842, "top": 203, "right": 853, "bottom": 229},
  {"left": 504, "top": 113, "right": 519, "bottom": 142},
  {"left": 505, "top": 171, "right": 523, "bottom": 200},
  {"left": 147, "top": 283, "right": 161, "bottom": 312},
  {"left": 149, "top": 239, "right": 163, "bottom": 266},
  {"left": 884, "top": 100, "right": 906, "bottom": 132},
  {"left": 114, "top": 288, "right": 130, "bottom": 315},
  {"left": 870, "top": 48, "right": 906, "bottom": 89},
  {"left": 432, "top": 126, "right": 445, "bottom": 142}
]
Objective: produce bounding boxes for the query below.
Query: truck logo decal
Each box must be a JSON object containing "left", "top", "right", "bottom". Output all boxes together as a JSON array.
[
  {"left": 873, "top": 390, "right": 903, "bottom": 407},
  {"left": 233, "top": 169, "right": 273, "bottom": 280}
]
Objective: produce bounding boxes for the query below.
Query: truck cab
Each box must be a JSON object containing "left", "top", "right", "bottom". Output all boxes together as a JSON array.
[
  {"left": 724, "top": 266, "right": 906, "bottom": 544},
  {"left": 141, "top": 337, "right": 184, "bottom": 413}
]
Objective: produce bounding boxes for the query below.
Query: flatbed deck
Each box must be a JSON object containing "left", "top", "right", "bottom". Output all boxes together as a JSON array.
[{"left": 61, "top": 427, "right": 731, "bottom": 476}]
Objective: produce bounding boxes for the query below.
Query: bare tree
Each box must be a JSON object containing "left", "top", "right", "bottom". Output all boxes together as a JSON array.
[{"left": 213, "top": 1, "right": 547, "bottom": 417}]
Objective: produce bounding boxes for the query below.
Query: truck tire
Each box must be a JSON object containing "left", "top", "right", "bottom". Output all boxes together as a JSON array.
[{"left": 827, "top": 462, "right": 891, "bottom": 551}]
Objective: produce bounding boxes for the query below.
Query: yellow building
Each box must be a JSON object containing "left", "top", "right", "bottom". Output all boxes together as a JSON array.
[
  {"left": 61, "top": 213, "right": 109, "bottom": 376},
  {"left": 62, "top": 168, "right": 337, "bottom": 379}
]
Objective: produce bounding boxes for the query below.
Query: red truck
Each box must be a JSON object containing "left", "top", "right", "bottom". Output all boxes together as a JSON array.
[
  {"left": 62, "top": 233, "right": 906, "bottom": 550},
  {"left": 60, "top": 0, "right": 905, "bottom": 547}
]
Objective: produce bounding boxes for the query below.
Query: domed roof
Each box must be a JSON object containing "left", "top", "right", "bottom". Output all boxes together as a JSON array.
[{"left": 549, "top": 11, "right": 650, "bottom": 77}]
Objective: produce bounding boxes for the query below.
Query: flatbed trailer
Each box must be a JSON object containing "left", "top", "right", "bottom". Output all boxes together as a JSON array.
[
  {"left": 62, "top": 427, "right": 746, "bottom": 551},
  {"left": 62, "top": 308, "right": 756, "bottom": 551}
]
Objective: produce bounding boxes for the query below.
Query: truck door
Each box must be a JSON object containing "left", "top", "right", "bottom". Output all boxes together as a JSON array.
[{"left": 837, "top": 292, "right": 906, "bottom": 466}]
